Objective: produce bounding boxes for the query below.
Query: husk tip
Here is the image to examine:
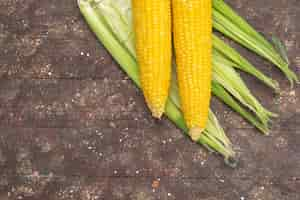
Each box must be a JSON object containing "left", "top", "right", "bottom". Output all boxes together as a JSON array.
[
  {"left": 189, "top": 127, "right": 204, "bottom": 142},
  {"left": 224, "top": 156, "right": 238, "bottom": 168}
]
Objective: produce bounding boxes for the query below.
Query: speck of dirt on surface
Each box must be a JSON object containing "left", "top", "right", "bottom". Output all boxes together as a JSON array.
[
  {"left": 80, "top": 185, "right": 103, "bottom": 200},
  {"left": 57, "top": 184, "right": 82, "bottom": 200},
  {"left": 17, "top": 35, "right": 42, "bottom": 57},
  {"left": 151, "top": 180, "right": 160, "bottom": 189},
  {"left": 275, "top": 89, "right": 298, "bottom": 111},
  {"left": 36, "top": 63, "right": 53, "bottom": 77},
  {"left": 109, "top": 121, "right": 117, "bottom": 128},
  {"left": 192, "top": 149, "right": 208, "bottom": 164},
  {"left": 275, "top": 136, "right": 288, "bottom": 149},
  {"left": 130, "top": 190, "right": 155, "bottom": 200},
  {"left": 284, "top": 40, "right": 295, "bottom": 50}
]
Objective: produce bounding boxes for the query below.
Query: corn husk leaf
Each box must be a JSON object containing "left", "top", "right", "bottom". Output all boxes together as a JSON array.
[{"left": 78, "top": 0, "right": 236, "bottom": 164}]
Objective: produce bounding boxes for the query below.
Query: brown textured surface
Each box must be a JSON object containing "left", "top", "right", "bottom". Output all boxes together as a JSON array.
[{"left": 0, "top": 0, "right": 299, "bottom": 199}]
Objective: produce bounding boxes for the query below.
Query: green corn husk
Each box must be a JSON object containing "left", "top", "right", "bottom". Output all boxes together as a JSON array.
[
  {"left": 90, "top": 0, "right": 275, "bottom": 128},
  {"left": 213, "top": 54, "right": 277, "bottom": 126},
  {"left": 78, "top": 0, "right": 291, "bottom": 163},
  {"left": 78, "top": 0, "right": 236, "bottom": 164},
  {"left": 212, "top": 81, "right": 269, "bottom": 134},
  {"left": 212, "top": 0, "right": 299, "bottom": 86},
  {"left": 271, "top": 35, "right": 290, "bottom": 65},
  {"left": 78, "top": 0, "right": 279, "bottom": 138},
  {"left": 212, "top": 35, "right": 280, "bottom": 92}
]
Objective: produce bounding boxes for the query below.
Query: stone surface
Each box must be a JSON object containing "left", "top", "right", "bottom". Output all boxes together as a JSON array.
[{"left": 0, "top": 0, "right": 299, "bottom": 199}]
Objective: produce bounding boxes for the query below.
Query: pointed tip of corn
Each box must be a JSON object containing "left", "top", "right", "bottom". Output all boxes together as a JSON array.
[
  {"left": 149, "top": 106, "right": 164, "bottom": 119},
  {"left": 189, "top": 127, "right": 204, "bottom": 142},
  {"left": 265, "top": 132, "right": 270, "bottom": 136}
]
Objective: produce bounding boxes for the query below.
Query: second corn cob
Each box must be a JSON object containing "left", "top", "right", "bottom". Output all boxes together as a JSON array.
[
  {"left": 172, "top": 0, "right": 213, "bottom": 141},
  {"left": 132, "top": 0, "right": 172, "bottom": 118}
]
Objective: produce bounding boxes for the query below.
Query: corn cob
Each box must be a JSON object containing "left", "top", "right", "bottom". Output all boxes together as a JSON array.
[
  {"left": 132, "top": 0, "right": 172, "bottom": 118},
  {"left": 172, "top": 0, "right": 212, "bottom": 141}
]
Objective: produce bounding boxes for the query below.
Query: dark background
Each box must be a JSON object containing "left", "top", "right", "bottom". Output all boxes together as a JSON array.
[{"left": 0, "top": 0, "right": 299, "bottom": 199}]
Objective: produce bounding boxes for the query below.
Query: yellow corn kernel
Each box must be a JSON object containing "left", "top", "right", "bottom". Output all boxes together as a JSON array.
[
  {"left": 172, "top": 0, "right": 212, "bottom": 141},
  {"left": 132, "top": 0, "right": 172, "bottom": 118}
]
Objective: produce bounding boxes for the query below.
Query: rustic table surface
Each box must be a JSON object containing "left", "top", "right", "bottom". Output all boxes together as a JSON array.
[{"left": 0, "top": 0, "right": 299, "bottom": 199}]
